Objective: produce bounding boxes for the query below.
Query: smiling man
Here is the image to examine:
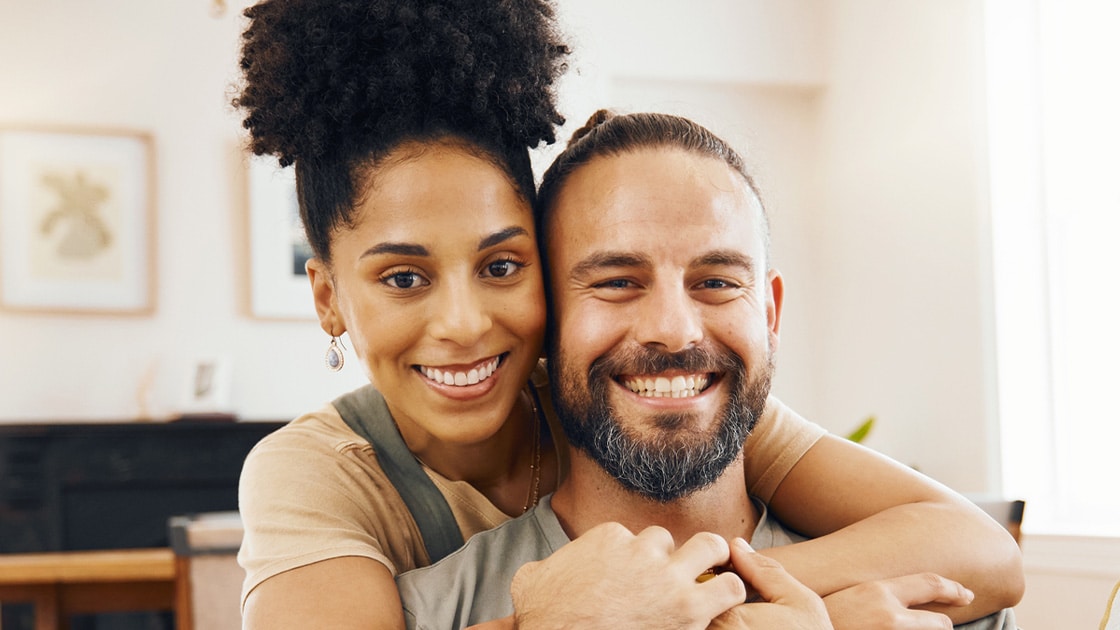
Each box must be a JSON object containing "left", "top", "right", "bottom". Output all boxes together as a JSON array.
[{"left": 394, "top": 111, "right": 1016, "bottom": 630}]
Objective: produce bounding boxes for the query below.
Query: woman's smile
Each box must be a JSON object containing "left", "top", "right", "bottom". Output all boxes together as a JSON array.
[{"left": 418, "top": 354, "right": 502, "bottom": 387}]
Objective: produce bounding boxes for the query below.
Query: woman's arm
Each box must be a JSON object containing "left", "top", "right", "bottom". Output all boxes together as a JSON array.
[
  {"left": 237, "top": 415, "right": 422, "bottom": 629},
  {"left": 243, "top": 557, "right": 405, "bottom": 630},
  {"left": 759, "top": 433, "right": 1024, "bottom": 624}
]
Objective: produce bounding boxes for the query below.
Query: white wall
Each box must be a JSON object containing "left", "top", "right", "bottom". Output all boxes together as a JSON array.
[
  {"left": 0, "top": 1, "right": 368, "bottom": 421},
  {"left": 811, "top": 0, "right": 996, "bottom": 491}
]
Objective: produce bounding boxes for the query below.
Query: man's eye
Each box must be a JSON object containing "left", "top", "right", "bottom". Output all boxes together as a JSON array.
[
  {"left": 701, "top": 279, "right": 730, "bottom": 289},
  {"left": 596, "top": 278, "right": 633, "bottom": 289}
]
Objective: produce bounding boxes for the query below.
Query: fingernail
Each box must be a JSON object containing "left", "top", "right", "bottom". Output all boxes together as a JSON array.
[{"left": 733, "top": 537, "right": 755, "bottom": 552}]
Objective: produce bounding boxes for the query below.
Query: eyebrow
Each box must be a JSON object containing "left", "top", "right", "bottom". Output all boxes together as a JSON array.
[
  {"left": 692, "top": 249, "right": 756, "bottom": 275},
  {"left": 361, "top": 242, "right": 429, "bottom": 258},
  {"left": 477, "top": 226, "right": 529, "bottom": 251},
  {"left": 569, "top": 251, "right": 654, "bottom": 279},
  {"left": 360, "top": 226, "right": 529, "bottom": 260},
  {"left": 569, "top": 249, "right": 756, "bottom": 280}
]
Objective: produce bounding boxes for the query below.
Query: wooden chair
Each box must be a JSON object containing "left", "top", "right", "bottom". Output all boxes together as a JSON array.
[{"left": 0, "top": 548, "right": 176, "bottom": 630}]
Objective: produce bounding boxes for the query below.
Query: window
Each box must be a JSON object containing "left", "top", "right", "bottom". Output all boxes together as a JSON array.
[{"left": 986, "top": 0, "right": 1120, "bottom": 536}]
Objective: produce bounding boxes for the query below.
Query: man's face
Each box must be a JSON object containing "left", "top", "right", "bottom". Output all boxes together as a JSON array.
[{"left": 545, "top": 147, "right": 784, "bottom": 502}]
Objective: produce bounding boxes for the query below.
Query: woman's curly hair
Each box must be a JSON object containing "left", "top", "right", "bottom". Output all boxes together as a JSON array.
[{"left": 234, "top": 0, "right": 568, "bottom": 262}]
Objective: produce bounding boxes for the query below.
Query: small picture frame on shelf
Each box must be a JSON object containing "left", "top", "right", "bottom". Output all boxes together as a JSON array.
[
  {"left": 0, "top": 126, "right": 156, "bottom": 315},
  {"left": 176, "top": 356, "right": 235, "bottom": 420}
]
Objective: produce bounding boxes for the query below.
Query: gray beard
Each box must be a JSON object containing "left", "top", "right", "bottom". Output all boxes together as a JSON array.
[{"left": 549, "top": 342, "right": 772, "bottom": 503}]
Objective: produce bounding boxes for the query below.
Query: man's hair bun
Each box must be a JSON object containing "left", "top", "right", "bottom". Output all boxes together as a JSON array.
[{"left": 567, "top": 109, "right": 616, "bottom": 146}]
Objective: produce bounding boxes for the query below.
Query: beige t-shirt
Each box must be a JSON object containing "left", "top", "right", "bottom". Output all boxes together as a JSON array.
[{"left": 237, "top": 380, "right": 826, "bottom": 604}]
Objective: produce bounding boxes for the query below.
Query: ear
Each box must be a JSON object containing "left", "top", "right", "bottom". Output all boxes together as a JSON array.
[
  {"left": 306, "top": 258, "right": 345, "bottom": 337},
  {"left": 766, "top": 268, "right": 784, "bottom": 350}
]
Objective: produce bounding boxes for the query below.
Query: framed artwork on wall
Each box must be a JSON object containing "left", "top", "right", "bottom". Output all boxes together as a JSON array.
[
  {"left": 0, "top": 126, "right": 156, "bottom": 315},
  {"left": 246, "top": 156, "right": 316, "bottom": 320}
]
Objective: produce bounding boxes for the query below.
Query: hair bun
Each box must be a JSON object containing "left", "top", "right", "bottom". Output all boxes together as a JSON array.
[
  {"left": 568, "top": 109, "right": 615, "bottom": 145},
  {"left": 235, "top": 0, "right": 569, "bottom": 167}
]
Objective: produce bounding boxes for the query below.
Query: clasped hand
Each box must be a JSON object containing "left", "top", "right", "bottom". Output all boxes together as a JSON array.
[
  {"left": 507, "top": 523, "right": 828, "bottom": 630},
  {"left": 505, "top": 522, "right": 975, "bottom": 630}
]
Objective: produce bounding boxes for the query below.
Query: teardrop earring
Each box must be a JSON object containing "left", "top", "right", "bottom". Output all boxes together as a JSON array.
[{"left": 325, "top": 336, "right": 346, "bottom": 372}]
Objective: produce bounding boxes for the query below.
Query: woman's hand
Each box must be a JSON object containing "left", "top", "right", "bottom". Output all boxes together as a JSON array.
[
  {"left": 822, "top": 572, "right": 974, "bottom": 630},
  {"left": 509, "top": 522, "right": 747, "bottom": 630}
]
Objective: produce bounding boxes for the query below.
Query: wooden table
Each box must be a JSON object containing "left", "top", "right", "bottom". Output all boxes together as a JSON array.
[{"left": 0, "top": 548, "right": 177, "bottom": 630}]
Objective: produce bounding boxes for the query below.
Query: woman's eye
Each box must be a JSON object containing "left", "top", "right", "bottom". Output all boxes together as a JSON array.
[
  {"left": 485, "top": 259, "right": 522, "bottom": 278},
  {"left": 382, "top": 271, "right": 425, "bottom": 289}
]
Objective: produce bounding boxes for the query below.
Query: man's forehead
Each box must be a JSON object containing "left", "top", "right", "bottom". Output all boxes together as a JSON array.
[{"left": 547, "top": 148, "right": 765, "bottom": 259}]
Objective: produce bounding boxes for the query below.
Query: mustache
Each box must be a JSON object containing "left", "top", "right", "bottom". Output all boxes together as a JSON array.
[{"left": 590, "top": 343, "right": 745, "bottom": 379}]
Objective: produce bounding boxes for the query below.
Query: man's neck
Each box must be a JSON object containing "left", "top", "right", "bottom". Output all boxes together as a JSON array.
[{"left": 549, "top": 451, "right": 758, "bottom": 546}]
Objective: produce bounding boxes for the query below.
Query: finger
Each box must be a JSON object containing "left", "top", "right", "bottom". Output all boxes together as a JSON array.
[
  {"left": 728, "top": 538, "right": 816, "bottom": 605},
  {"left": 888, "top": 573, "right": 974, "bottom": 608},
  {"left": 673, "top": 531, "right": 732, "bottom": 578},
  {"left": 632, "top": 524, "right": 678, "bottom": 555}
]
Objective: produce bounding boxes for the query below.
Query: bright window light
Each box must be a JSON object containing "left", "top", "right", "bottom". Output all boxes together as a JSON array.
[{"left": 987, "top": 0, "right": 1120, "bottom": 536}]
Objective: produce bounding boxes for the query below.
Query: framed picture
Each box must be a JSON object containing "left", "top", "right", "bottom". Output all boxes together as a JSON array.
[
  {"left": 246, "top": 156, "right": 316, "bottom": 320},
  {"left": 0, "top": 127, "right": 156, "bottom": 315},
  {"left": 177, "top": 355, "right": 235, "bottom": 418}
]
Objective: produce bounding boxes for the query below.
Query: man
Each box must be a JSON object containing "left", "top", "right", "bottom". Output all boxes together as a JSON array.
[{"left": 395, "top": 111, "right": 1016, "bottom": 630}]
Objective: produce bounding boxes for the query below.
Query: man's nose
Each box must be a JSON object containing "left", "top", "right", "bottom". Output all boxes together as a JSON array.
[
  {"left": 427, "top": 282, "right": 493, "bottom": 346},
  {"left": 632, "top": 283, "right": 704, "bottom": 353}
]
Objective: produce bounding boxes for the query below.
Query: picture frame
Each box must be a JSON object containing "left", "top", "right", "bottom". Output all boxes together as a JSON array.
[
  {"left": 177, "top": 355, "right": 235, "bottom": 418},
  {"left": 0, "top": 126, "right": 156, "bottom": 315},
  {"left": 246, "top": 156, "right": 316, "bottom": 320}
]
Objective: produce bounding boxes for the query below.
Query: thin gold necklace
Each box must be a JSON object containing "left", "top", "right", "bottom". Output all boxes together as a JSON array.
[{"left": 522, "top": 385, "right": 543, "bottom": 514}]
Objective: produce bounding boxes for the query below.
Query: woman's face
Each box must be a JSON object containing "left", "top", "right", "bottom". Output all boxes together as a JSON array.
[{"left": 309, "top": 144, "right": 546, "bottom": 448}]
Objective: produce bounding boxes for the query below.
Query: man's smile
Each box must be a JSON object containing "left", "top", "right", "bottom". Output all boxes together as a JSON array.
[{"left": 619, "top": 373, "right": 713, "bottom": 398}]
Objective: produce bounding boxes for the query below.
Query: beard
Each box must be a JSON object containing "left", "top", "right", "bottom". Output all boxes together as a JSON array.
[{"left": 549, "top": 340, "right": 773, "bottom": 503}]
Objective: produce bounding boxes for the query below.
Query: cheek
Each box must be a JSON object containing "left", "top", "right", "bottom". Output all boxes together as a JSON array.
[
  {"left": 338, "top": 289, "right": 415, "bottom": 365},
  {"left": 714, "top": 309, "right": 771, "bottom": 363},
  {"left": 495, "top": 271, "right": 548, "bottom": 342},
  {"left": 555, "top": 299, "right": 624, "bottom": 362}
]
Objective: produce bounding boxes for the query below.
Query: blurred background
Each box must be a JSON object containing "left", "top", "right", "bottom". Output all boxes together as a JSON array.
[{"left": 1, "top": 1, "right": 1118, "bottom": 627}]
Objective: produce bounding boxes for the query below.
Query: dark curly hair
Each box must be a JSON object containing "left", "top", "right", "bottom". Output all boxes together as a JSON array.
[{"left": 234, "top": 0, "right": 568, "bottom": 263}]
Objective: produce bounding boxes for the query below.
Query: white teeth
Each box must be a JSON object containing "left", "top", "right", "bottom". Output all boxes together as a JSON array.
[
  {"left": 623, "top": 374, "right": 711, "bottom": 398},
  {"left": 421, "top": 357, "right": 500, "bottom": 387}
]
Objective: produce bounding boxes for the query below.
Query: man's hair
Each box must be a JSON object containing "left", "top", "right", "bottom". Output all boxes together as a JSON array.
[
  {"left": 535, "top": 110, "right": 771, "bottom": 331},
  {"left": 233, "top": 0, "right": 569, "bottom": 264},
  {"left": 536, "top": 110, "right": 770, "bottom": 268}
]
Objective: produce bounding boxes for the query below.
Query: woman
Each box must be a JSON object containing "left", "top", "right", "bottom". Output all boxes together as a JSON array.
[{"left": 233, "top": 1, "right": 1023, "bottom": 628}]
